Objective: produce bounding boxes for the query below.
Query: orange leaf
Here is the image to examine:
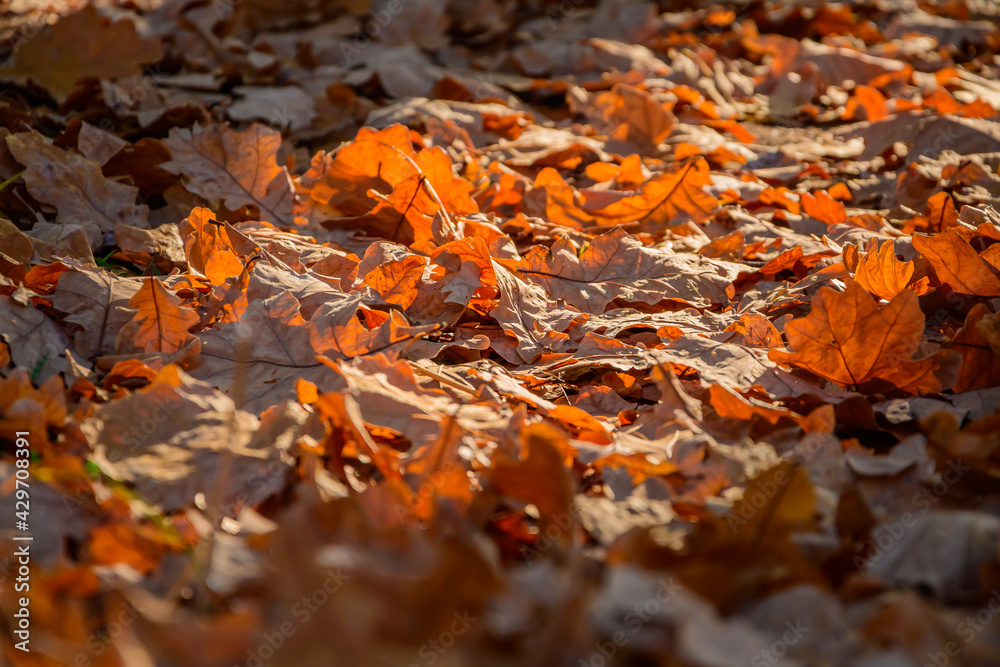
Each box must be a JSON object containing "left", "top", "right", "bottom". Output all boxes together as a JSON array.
[
  {"left": 828, "top": 182, "right": 853, "bottom": 201},
  {"left": 598, "top": 158, "right": 718, "bottom": 231},
  {"left": 709, "top": 384, "right": 793, "bottom": 425},
  {"left": 104, "top": 359, "right": 158, "bottom": 389},
  {"left": 615, "top": 154, "right": 647, "bottom": 189},
  {"left": 951, "top": 304, "right": 1000, "bottom": 393},
  {"left": 547, "top": 405, "right": 612, "bottom": 445},
  {"left": 591, "top": 452, "right": 678, "bottom": 484},
  {"left": 801, "top": 190, "right": 848, "bottom": 226},
  {"left": 529, "top": 158, "right": 717, "bottom": 233},
  {"left": 362, "top": 254, "right": 428, "bottom": 308},
  {"left": 89, "top": 525, "right": 162, "bottom": 574},
  {"left": 118, "top": 278, "right": 199, "bottom": 354},
  {"left": 843, "top": 85, "right": 889, "bottom": 122},
  {"left": 769, "top": 280, "right": 945, "bottom": 393},
  {"left": 584, "top": 162, "right": 619, "bottom": 182},
  {"left": 758, "top": 187, "right": 801, "bottom": 214},
  {"left": 179, "top": 207, "right": 245, "bottom": 285},
  {"left": 488, "top": 423, "right": 574, "bottom": 521},
  {"left": 904, "top": 192, "right": 958, "bottom": 234},
  {"left": 705, "top": 119, "right": 757, "bottom": 144},
  {"left": 913, "top": 229, "right": 1000, "bottom": 297},
  {"left": 759, "top": 246, "right": 803, "bottom": 275},
  {"left": 724, "top": 312, "right": 782, "bottom": 347},
  {"left": 700, "top": 229, "right": 745, "bottom": 260},
  {"left": 304, "top": 124, "right": 476, "bottom": 242},
  {"left": 592, "top": 83, "right": 676, "bottom": 150},
  {"left": 847, "top": 239, "right": 925, "bottom": 301}
]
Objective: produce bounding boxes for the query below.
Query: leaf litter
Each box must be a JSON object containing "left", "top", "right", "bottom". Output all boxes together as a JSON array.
[{"left": 1, "top": 0, "right": 1000, "bottom": 665}]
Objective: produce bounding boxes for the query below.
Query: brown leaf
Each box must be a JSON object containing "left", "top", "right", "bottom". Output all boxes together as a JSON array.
[
  {"left": 951, "top": 304, "right": 1000, "bottom": 393},
  {"left": 591, "top": 83, "right": 676, "bottom": 152},
  {"left": 0, "top": 295, "right": 87, "bottom": 384},
  {"left": 85, "top": 365, "right": 307, "bottom": 513},
  {"left": 488, "top": 422, "right": 575, "bottom": 522},
  {"left": 723, "top": 312, "right": 783, "bottom": 348},
  {"left": 0, "top": 5, "right": 163, "bottom": 101},
  {"left": 6, "top": 130, "right": 149, "bottom": 243},
  {"left": 162, "top": 124, "right": 295, "bottom": 225},
  {"left": 51, "top": 266, "right": 143, "bottom": 360},
  {"left": 489, "top": 263, "right": 584, "bottom": 363},
  {"left": 517, "top": 227, "right": 737, "bottom": 311}
]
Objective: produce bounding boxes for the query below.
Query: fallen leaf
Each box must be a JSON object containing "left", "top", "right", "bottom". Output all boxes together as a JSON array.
[
  {"left": 912, "top": 229, "right": 1000, "bottom": 296},
  {"left": 0, "top": 5, "right": 163, "bottom": 101},
  {"left": 7, "top": 130, "right": 149, "bottom": 244},
  {"left": 517, "top": 227, "right": 736, "bottom": 311},
  {"left": 116, "top": 278, "right": 199, "bottom": 354},
  {"left": 162, "top": 124, "right": 295, "bottom": 225},
  {"left": 769, "top": 280, "right": 945, "bottom": 393}
]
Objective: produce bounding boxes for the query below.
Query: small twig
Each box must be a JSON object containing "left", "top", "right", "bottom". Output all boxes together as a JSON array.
[{"left": 0, "top": 169, "right": 25, "bottom": 194}]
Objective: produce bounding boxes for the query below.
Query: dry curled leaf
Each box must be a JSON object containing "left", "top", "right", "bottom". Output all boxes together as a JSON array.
[
  {"left": 7, "top": 130, "right": 149, "bottom": 243},
  {"left": 845, "top": 239, "right": 929, "bottom": 301}
]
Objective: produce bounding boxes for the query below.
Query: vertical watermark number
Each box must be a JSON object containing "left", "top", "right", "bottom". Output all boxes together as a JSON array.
[{"left": 11, "top": 431, "right": 32, "bottom": 652}]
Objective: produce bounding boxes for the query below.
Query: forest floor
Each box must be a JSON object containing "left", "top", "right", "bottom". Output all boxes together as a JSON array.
[{"left": 2, "top": 0, "right": 1000, "bottom": 665}]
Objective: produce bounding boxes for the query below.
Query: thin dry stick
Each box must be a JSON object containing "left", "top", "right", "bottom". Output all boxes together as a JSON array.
[{"left": 372, "top": 140, "right": 463, "bottom": 241}]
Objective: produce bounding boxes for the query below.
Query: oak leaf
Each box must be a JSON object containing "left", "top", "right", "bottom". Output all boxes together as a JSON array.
[
  {"left": 951, "top": 304, "right": 1000, "bottom": 393},
  {"left": 723, "top": 313, "right": 782, "bottom": 348},
  {"left": 708, "top": 384, "right": 794, "bottom": 425},
  {"left": 162, "top": 124, "right": 295, "bottom": 225},
  {"left": 800, "top": 190, "right": 847, "bottom": 226},
  {"left": 179, "top": 207, "right": 246, "bottom": 285},
  {"left": 362, "top": 254, "right": 428, "bottom": 309},
  {"left": 591, "top": 83, "right": 676, "bottom": 152},
  {"left": 769, "top": 280, "right": 945, "bottom": 393},
  {"left": 117, "top": 278, "right": 199, "bottom": 354},
  {"left": 904, "top": 192, "right": 958, "bottom": 234},
  {"left": 596, "top": 158, "right": 719, "bottom": 231},
  {"left": 488, "top": 423, "right": 575, "bottom": 522},
  {"left": 302, "top": 124, "right": 476, "bottom": 244},
  {"left": 89, "top": 525, "right": 163, "bottom": 574},
  {"left": 51, "top": 267, "right": 143, "bottom": 359},
  {"left": 84, "top": 365, "right": 307, "bottom": 513},
  {"left": 6, "top": 130, "right": 149, "bottom": 243},
  {"left": 490, "top": 264, "right": 586, "bottom": 363},
  {"left": 517, "top": 227, "right": 736, "bottom": 311},
  {"left": 528, "top": 158, "right": 717, "bottom": 232},
  {"left": 843, "top": 84, "right": 889, "bottom": 122},
  {"left": 0, "top": 295, "right": 88, "bottom": 383}
]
